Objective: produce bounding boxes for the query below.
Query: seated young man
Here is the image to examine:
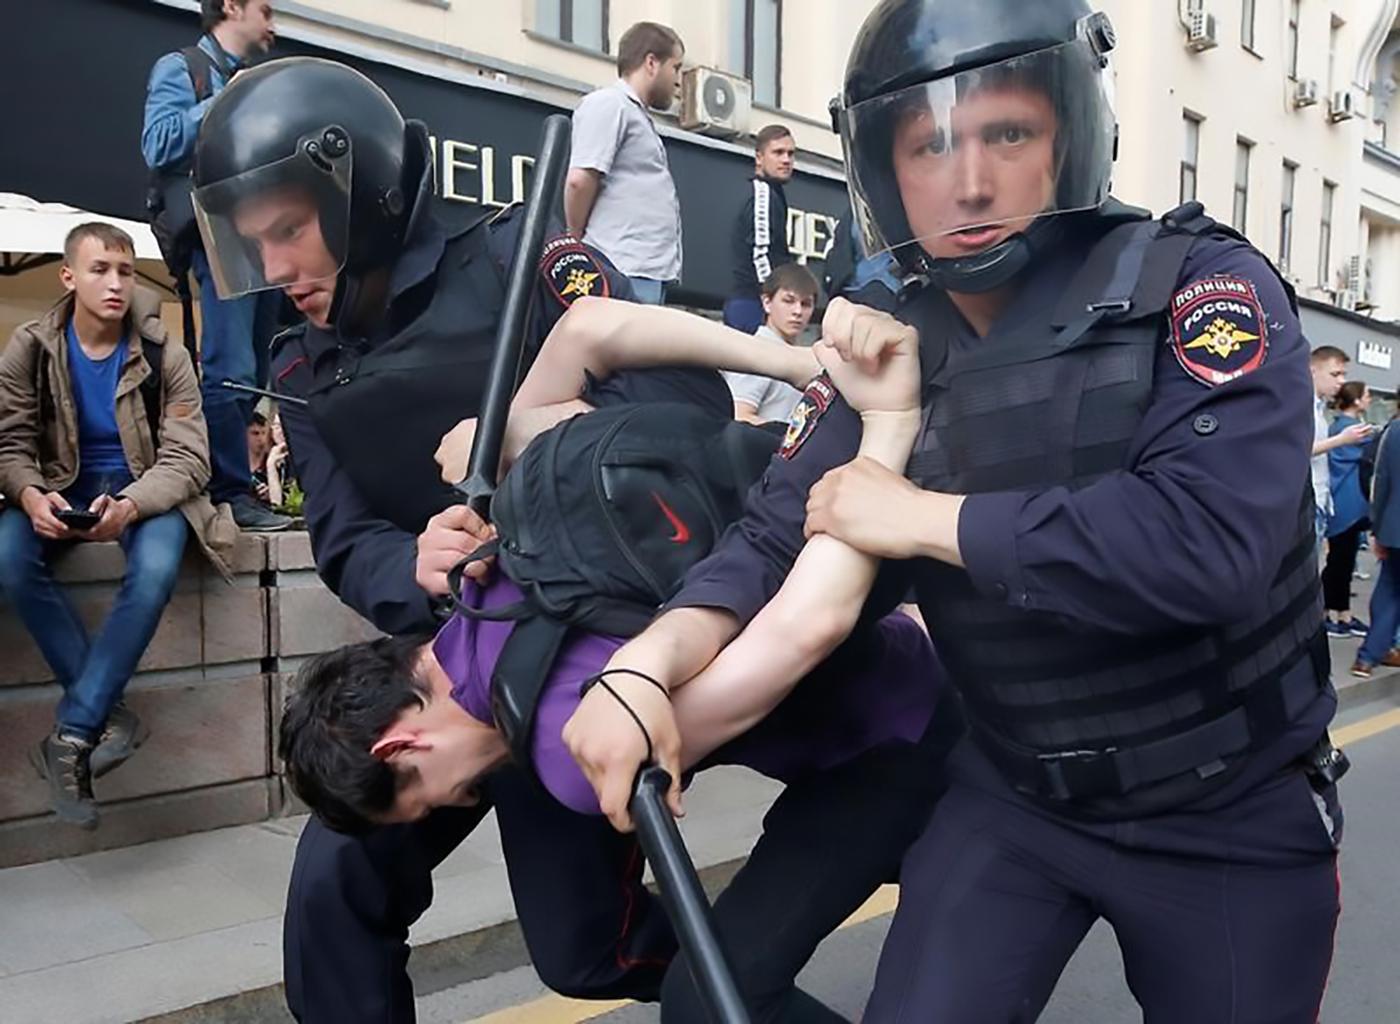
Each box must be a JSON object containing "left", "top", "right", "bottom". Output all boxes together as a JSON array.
[
  {"left": 726, "top": 262, "right": 819, "bottom": 426},
  {"left": 0, "top": 222, "right": 235, "bottom": 829}
]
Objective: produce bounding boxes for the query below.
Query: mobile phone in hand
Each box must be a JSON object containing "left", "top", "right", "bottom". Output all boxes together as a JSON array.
[{"left": 55, "top": 508, "right": 102, "bottom": 530}]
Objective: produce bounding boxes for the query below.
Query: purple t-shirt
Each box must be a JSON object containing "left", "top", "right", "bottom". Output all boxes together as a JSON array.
[{"left": 433, "top": 576, "right": 942, "bottom": 815}]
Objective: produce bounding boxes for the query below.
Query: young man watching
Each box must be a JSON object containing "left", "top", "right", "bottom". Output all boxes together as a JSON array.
[
  {"left": 723, "top": 124, "right": 797, "bottom": 333},
  {"left": 1310, "top": 346, "right": 1374, "bottom": 553},
  {"left": 726, "top": 263, "right": 819, "bottom": 425},
  {"left": 565, "top": 22, "right": 685, "bottom": 305},
  {"left": 0, "top": 223, "right": 235, "bottom": 829},
  {"left": 142, "top": 0, "right": 289, "bottom": 531}
]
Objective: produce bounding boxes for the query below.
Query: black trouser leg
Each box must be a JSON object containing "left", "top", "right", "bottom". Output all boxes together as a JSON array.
[
  {"left": 283, "top": 765, "right": 677, "bottom": 1023},
  {"left": 283, "top": 803, "right": 489, "bottom": 1023},
  {"left": 489, "top": 765, "right": 677, "bottom": 999},
  {"left": 1321, "top": 520, "right": 1365, "bottom": 612},
  {"left": 660, "top": 734, "right": 953, "bottom": 1024}
]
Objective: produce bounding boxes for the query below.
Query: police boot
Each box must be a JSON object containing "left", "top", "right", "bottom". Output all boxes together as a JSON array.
[
  {"left": 30, "top": 730, "right": 99, "bottom": 830},
  {"left": 91, "top": 702, "right": 151, "bottom": 779}
]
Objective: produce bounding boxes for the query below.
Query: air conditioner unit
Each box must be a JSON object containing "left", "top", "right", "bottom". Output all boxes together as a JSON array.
[
  {"left": 1346, "top": 254, "right": 1364, "bottom": 294},
  {"left": 1329, "top": 89, "right": 1358, "bottom": 122},
  {"left": 680, "top": 67, "right": 752, "bottom": 138},
  {"left": 1293, "top": 79, "right": 1320, "bottom": 108},
  {"left": 1185, "top": 9, "right": 1218, "bottom": 52},
  {"left": 1336, "top": 288, "right": 1359, "bottom": 312}
]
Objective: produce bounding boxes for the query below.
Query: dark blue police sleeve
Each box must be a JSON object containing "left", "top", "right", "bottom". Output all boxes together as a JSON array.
[
  {"left": 274, "top": 354, "right": 439, "bottom": 636},
  {"left": 957, "top": 238, "right": 1314, "bottom": 634},
  {"left": 667, "top": 388, "right": 865, "bottom": 625}
]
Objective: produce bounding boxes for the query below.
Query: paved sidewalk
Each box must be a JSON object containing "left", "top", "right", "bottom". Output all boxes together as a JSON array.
[
  {"left": 2, "top": 558, "right": 1397, "bottom": 1023},
  {"left": 0, "top": 767, "right": 781, "bottom": 1024}
]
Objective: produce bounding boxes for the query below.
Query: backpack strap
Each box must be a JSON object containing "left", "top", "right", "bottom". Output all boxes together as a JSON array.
[
  {"left": 139, "top": 340, "right": 164, "bottom": 449},
  {"left": 489, "top": 615, "right": 572, "bottom": 772},
  {"left": 180, "top": 45, "right": 218, "bottom": 103}
]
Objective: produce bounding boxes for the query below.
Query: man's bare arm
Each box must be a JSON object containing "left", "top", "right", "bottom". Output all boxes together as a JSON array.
[{"left": 564, "top": 168, "right": 602, "bottom": 236}]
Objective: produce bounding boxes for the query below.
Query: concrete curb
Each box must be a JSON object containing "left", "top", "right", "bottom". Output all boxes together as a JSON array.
[{"left": 136, "top": 857, "right": 747, "bottom": 1023}]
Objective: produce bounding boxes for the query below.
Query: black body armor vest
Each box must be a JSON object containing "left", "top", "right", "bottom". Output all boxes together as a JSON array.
[
  {"left": 905, "top": 203, "right": 1326, "bottom": 813},
  {"left": 304, "top": 217, "right": 504, "bottom": 533}
]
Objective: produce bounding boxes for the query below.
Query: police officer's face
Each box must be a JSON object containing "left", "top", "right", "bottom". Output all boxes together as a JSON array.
[
  {"left": 232, "top": 186, "right": 340, "bottom": 328},
  {"left": 763, "top": 286, "right": 815, "bottom": 341},
  {"left": 60, "top": 238, "right": 136, "bottom": 324},
  {"left": 891, "top": 86, "right": 1058, "bottom": 261}
]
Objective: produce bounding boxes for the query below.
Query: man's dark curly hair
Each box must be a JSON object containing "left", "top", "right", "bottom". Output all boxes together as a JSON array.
[{"left": 278, "top": 634, "right": 434, "bottom": 834}]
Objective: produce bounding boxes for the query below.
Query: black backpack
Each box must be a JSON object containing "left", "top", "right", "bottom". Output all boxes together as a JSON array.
[{"left": 452, "top": 402, "right": 781, "bottom": 765}]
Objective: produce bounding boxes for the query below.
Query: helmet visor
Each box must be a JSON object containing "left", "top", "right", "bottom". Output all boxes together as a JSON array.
[
  {"left": 840, "top": 39, "right": 1115, "bottom": 263},
  {"left": 192, "top": 129, "right": 353, "bottom": 300}
]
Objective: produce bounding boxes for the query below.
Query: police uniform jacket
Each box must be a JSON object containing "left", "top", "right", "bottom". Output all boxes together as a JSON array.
[{"left": 672, "top": 202, "right": 1332, "bottom": 819}]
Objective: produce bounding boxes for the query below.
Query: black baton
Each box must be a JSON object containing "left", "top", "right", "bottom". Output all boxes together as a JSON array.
[
  {"left": 220, "top": 379, "right": 309, "bottom": 407},
  {"left": 456, "top": 114, "right": 572, "bottom": 517},
  {"left": 631, "top": 766, "right": 750, "bottom": 1024}
]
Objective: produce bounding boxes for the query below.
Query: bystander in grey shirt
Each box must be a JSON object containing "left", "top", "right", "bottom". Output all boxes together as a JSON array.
[
  {"left": 724, "top": 326, "right": 803, "bottom": 423},
  {"left": 570, "top": 79, "right": 683, "bottom": 282}
]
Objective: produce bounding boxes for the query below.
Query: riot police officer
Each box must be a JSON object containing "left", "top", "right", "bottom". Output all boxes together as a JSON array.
[
  {"left": 190, "top": 57, "right": 729, "bottom": 1019},
  {"left": 565, "top": 2, "right": 1345, "bottom": 1020}
]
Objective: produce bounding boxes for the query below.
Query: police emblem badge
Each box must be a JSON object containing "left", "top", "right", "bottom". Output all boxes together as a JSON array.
[
  {"left": 779, "top": 373, "right": 836, "bottom": 459},
  {"left": 539, "top": 235, "right": 610, "bottom": 309},
  {"left": 1168, "top": 275, "right": 1269, "bottom": 387}
]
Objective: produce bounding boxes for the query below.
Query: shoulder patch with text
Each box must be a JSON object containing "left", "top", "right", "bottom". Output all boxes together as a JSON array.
[
  {"left": 540, "top": 235, "right": 610, "bottom": 308},
  {"left": 1169, "top": 276, "right": 1269, "bottom": 387},
  {"left": 779, "top": 373, "right": 836, "bottom": 460}
]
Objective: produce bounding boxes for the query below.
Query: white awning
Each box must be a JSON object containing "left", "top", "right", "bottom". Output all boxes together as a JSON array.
[{"left": 0, "top": 192, "right": 163, "bottom": 261}]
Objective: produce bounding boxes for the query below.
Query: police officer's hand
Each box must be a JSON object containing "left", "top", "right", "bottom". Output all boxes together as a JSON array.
[
  {"left": 563, "top": 676, "right": 682, "bottom": 832},
  {"left": 435, "top": 418, "right": 479, "bottom": 485},
  {"left": 781, "top": 345, "right": 823, "bottom": 389},
  {"left": 816, "top": 297, "right": 920, "bottom": 413},
  {"left": 806, "top": 458, "right": 965, "bottom": 562},
  {"left": 415, "top": 505, "right": 497, "bottom": 596}
]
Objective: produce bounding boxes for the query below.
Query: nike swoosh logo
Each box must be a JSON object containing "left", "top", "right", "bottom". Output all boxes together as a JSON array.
[{"left": 651, "top": 492, "right": 691, "bottom": 544}]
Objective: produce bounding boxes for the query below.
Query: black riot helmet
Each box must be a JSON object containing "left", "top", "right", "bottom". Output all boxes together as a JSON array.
[
  {"left": 192, "top": 57, "right": 433, "bottom": 323},
  {"left": 833, "top": 0, "right": 1118, "bottom": 292}
]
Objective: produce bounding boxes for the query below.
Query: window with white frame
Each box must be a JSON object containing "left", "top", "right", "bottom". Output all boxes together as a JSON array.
[
  {"left": 1319, "top": 180, "right": 1336, "bottom": 287},
  {"left": 1241, "top": 0, "right": 1257, "bottom": 50},
  {"left": 728, "top": 0, "right": 781, "bottom": 107},
  {"left": 1287, "top": 0, "right": 1301, "bottom": 78},
  {"left": 1181, "top": 112, "right": 1202, "bottom": 203},
  {"left": 1280, "top": 160, "right": 1297, "bottom": 271},
  {"left": 1233, "top": 139, "right": 1253, "bottom": 234},
  {"left": 536, "top": 0, "right": 609, "bottom": 53}
]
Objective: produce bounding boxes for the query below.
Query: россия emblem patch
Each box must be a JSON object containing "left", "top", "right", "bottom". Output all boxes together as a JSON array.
[
  {"left": 540, "top": 235, "right": 610, "bottom": 309},
  {"left": 1168, "top": 275, "right": 1269, "bottom": 387},
  {"left": 779, "top": 373, "right": 836, "bottom": 459}
]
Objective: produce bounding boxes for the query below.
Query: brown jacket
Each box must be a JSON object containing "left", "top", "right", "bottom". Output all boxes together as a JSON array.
[{"left": 0, "top": 288, "right": 236, "bottom": 578}]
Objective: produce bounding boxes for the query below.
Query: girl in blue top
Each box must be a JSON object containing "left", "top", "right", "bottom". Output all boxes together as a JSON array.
[{"left": 1323, "top": 381, "right": 1373, "bottom": 638}]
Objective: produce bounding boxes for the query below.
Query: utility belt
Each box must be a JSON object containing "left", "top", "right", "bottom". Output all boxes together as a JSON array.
[{"left": 972, "top": 630, "right": 1331, "bottom": 802}]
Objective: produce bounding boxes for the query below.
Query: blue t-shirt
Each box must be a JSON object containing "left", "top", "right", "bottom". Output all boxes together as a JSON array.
[{"left": 66, "top": 320, "right": 130, "bottom": 494}]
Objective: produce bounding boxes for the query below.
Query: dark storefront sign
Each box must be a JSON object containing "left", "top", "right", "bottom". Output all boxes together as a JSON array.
[{"left": 1, "top": 0, "right": 848, "bottom": 308}]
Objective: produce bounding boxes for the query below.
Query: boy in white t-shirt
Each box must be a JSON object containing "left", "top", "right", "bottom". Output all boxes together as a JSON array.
[{"left": 726, "top": 263, "right": 819, "bottom": 424}]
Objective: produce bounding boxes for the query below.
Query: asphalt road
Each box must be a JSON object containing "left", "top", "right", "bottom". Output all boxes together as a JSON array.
[{"left": 421, "top": 695, "right": 1400, "bottom": 1023}]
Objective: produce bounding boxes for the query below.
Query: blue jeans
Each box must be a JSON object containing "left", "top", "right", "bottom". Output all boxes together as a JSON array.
[
  {"left": 192, "top": 249, "right": 281, "bottom": 502},
  {"left": 627, "top": 276, "right": 668, "bottom": 305},
  {"left": 0, "top": 506, "right": 188, "bottom": 741},
  {"left": 1359, "top": 553, "right": 1400, "bottom": 666}
]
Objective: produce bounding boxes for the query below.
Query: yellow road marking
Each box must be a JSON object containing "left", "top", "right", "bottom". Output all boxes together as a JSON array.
[
  {"left": 468, "top": 703, "right": 1400, "bottom": 1022},
  {"left": 463, "top": 886, "right": 900, "bottom": 1023},
  {"left": 1333, "top": 705, "right": 1400, "bottom": 747}
]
